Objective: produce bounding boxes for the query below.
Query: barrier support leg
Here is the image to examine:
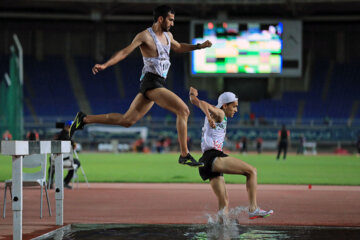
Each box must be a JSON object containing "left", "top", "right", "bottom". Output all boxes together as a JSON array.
[
  {"left": 12, "top": 156, "right": 23, "bottom": 240},
  {"left": 54, "top": 153, "right": 64, "bottom": 226}
]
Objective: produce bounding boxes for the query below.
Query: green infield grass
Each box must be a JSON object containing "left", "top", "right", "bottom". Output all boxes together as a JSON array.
[{"left": 0, "top": 153, "right": 359, "bottom": 185}]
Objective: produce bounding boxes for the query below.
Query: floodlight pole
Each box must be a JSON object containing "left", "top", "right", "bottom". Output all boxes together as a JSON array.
[
  {"left": 13, "top": 34, "right": 23, "bottom": 85},
  {"left": 12, "top": 34, "right": 24, "bottom": 139}
]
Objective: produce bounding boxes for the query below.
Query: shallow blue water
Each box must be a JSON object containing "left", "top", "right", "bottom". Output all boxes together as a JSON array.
[{"left": 35, "top": 224, "right": 360, "bottom": 240}]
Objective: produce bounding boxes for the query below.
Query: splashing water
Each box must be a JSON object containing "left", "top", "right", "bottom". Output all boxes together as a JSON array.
[{"left": 187, "top": 206, "right": 249, "bottom": 240}]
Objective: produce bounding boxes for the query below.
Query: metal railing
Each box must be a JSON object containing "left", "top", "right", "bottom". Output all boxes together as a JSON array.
[{"left": 22, "top": 116, "right": 360, "bottom": 128}]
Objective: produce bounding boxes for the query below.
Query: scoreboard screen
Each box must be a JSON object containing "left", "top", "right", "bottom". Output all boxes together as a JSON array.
[{"left": 191, "top": 21, "right": 283, "bottom": 75}]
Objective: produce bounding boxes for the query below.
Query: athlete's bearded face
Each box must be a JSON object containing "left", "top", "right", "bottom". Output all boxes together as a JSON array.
[
  {"left": 161, "top": 12, "right": 174, "bottom": 32},
  {"left": 223, "top": 101, "right": 238, "bottom": 118}
]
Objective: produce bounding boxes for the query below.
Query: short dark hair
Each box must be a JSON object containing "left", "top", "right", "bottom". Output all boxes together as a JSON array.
[{"left": 153, "top": 5, "right": 175, "bottom": 22}]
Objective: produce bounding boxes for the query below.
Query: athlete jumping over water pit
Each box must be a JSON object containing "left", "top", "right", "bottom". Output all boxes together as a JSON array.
[{"left": 69, "top": 5, "right": 212, "bottom": 167}]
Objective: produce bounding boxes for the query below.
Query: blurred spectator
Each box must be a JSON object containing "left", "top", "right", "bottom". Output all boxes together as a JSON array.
[
  {"left": 297, "top": 134, "right": 306, "bottom": 155},
  {"left": 277, "top": 124, "right": 290, "bottom": 160},
  {"left": 259, "top": 116, "right": 267, "bottom": 125},
  {"left": 235, "top": 141, "right": 241, "bottom": 151},
  {"left": 240, "top": 136, "right": 248, "bottom": 154},
  {"left": 156, "top": 137, "right": 165, "bottom": 153},
  {"left": 133, "top": 138, "right": 145, "bottom": 152},
  {"left": 48, "top": 120, "right": 80, "bottom": 190},
  {"left": 256, "top": 137, "right": 263, "bottom": 154},
  {"left": 357, "top": 136, "right": 360, "bottom": 157},
  {"left": 250, "top": 112, "right": 256, "bottom": 125},
  {"left": 26, "top": 130, "right": 39, "bottom": 140},
  {"left": 2, "top": 130, "right": 12, "bottom": 140},
  {"left": 163, "top": 137, "right": 172, "bottom": 152}
]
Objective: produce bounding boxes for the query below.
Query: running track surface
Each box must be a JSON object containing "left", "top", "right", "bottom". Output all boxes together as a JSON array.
[{"left": 1, "top": 183, "right": 360, "bottom": 240}]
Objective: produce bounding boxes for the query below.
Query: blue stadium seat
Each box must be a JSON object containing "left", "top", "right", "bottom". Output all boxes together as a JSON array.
[{"left": 24, "top": 56, "right": 78, "bottom": 116}]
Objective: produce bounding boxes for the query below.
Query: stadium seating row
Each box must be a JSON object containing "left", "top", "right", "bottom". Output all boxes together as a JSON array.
[{"left": 1, "top": 55, "right": 359, "bottom": 121}]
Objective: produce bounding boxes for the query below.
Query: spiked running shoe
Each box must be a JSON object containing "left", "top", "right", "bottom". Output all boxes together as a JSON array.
[
  {"left": 248, "top": 208, "right": 274, "bottom": 220},
  {"left": 179, "top": 153, "right": 204, "bottom": 167},
  {"left": 69, "top": 111, "right": 87, "bottom": 139}
]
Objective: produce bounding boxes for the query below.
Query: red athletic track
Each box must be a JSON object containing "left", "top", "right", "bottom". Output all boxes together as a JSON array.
[{"left": 1, "top": 183, "right": 360, "bottom": 240}]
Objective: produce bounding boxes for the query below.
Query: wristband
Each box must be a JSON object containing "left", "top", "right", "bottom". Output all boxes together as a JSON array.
[{"left": 196, "top": 43, "right": 201, "bottom": 50}]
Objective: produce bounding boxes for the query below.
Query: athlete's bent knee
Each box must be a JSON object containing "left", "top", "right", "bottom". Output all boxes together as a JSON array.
[
  {"left": 122, "top": 119, "right": 136, "bottom": 128},
  {"left": 250, "top": 167, "right": 257, "bottom": 176},
  {"left": 177, "top": 106, "right": 190, "bottom": 118},
  {"left": 246, "top": 167, "right": 257, "bottom": 177}
]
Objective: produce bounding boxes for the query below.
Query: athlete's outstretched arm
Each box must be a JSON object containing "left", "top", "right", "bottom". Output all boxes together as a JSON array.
[
  {"left": 168, "top": 32, "right": 212, "bottom": 53},
  {"left": 189, "top": 87, "right": 224, "bottom": 127},
  {"left": 92, "top": 33, "right": 144, "bottom": 75}
]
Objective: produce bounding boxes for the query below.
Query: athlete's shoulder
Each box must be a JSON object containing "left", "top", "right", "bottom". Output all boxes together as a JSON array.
[
  {"left": 167, "top": 31, "right": 174, "bottom": 39},
  {"left": 137, "top": 29, "right": 151, "bottom": 38},
  {"left": 212, "top": 108, "right": 225, "bottom": 123},
  {"left": 134, "top": 29, "right": 152, "bottom": 43},
  {"left": 219, "top": 110, "right": 226, "bottom": 122}
]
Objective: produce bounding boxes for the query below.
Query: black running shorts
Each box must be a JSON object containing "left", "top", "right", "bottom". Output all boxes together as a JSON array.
[
  {"left": 198, "top": 149, "right": 228, "bottom": 181},
  {"left": 139, "top": 72, "right": 166, "bottom": 99}
]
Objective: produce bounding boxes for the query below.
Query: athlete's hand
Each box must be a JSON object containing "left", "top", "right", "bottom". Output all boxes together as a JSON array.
[
  {"left": 200, "top": 40, "right": 212, "bottom": 49},
  {"left": 208, "top": 118, "right": 216, "bottom": 128},
  {"left": 189, "top": 86, "right": 198, "bottom": 97},
  {"left": 92, "top": 64, "right": 107, "bottom": 75}
]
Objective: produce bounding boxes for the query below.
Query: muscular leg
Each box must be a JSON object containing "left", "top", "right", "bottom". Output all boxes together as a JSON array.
[
  {"left": 213, "top": 156, "right": 257, "bottom": 212},
  {"left": 210, "top": 176, "right": 229, "bottom": 215},
  {"left": 84, "top": 93, "right": 154, "bottom": 127},
  {"left": 146, "top": 88, "right": 190, "bottom": 157}
]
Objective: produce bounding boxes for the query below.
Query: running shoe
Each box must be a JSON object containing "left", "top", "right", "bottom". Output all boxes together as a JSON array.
[
  {"left": 69, "top": 111, "right": 87, "bottom": 139},
  {"left": 178, "top": 153, "right": 204, "bottom": 167},
  {"left": 248, "top": 208, "right": 274, "bottom": 220}
]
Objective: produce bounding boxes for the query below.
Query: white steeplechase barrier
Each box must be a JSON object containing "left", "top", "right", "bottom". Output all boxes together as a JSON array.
[{"left": 1, "top": 140, "right": 71, "bottom": 240}]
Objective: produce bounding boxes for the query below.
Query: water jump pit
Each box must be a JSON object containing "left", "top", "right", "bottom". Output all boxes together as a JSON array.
[{"left": 33, "top": 223, "right": 360, "bottom": 240}]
